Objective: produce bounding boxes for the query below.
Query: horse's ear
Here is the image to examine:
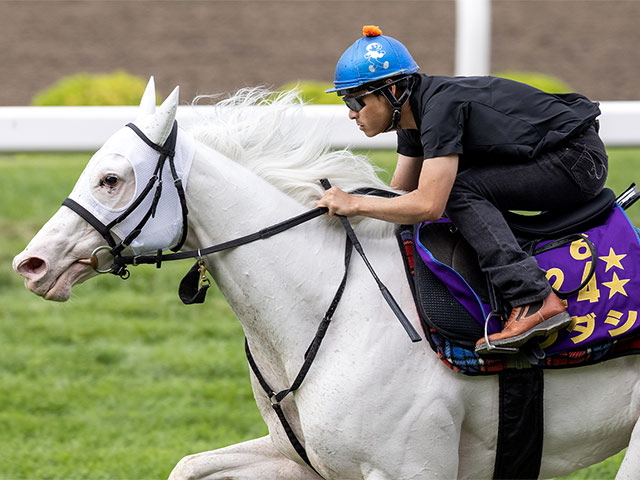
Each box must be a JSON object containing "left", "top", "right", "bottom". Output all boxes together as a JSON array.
[
  {"left": 138, "top": 76, "right": 157, "bottom": 115},
  {"left": 135, "top": 85, "right": 180, "bottom": 146}
]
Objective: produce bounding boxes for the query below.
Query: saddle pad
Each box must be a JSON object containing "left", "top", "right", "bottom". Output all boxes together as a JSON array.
[
  {"left": 412, "top": 219, "right": 493, "bottom": 348},
  {"left": 416, "top": 205, "right": 640, "bottom": 352},
  {"left": 534, "top": 204, "right": 640, "bottom": 354},
  {"left": 398, "top": 208, "right": 640, "bottom": 375}
]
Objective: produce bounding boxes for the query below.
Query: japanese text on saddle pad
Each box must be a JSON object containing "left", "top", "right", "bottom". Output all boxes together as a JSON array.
[{"left": 537, "top": 205, "right": 640, "bottom": 355}]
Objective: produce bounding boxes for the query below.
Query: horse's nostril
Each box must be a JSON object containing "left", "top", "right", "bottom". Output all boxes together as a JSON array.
[{"left": 19, "top": 257, "right": 47, "bottom": 276}]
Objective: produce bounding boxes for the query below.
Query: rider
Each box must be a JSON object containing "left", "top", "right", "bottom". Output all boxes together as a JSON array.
[{"left": 318, "top": 25, "right": 608, "bottom": 354}]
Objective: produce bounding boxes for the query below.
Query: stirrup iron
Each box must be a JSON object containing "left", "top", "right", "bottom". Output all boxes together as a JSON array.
[{"left": 479, "top": 311, "right": 519, "bottom": 354}]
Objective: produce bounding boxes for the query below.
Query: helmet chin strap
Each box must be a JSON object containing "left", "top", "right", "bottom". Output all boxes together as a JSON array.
[{"left": 379, "top": 76, "right": 416, "bottom": 132}]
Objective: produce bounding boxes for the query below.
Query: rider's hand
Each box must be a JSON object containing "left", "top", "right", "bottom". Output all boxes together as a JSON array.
[{"left": 316, "top": 187, "right": 359, "bottom": 217}]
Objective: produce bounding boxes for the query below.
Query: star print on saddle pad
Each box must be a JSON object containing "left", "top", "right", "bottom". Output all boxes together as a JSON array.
[{"left": 534, "top": 205, "right": 640, "bottom": 355}]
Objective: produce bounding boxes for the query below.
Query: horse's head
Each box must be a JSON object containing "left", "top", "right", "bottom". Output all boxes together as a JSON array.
[{"left": 13, "top": 78, "right": 191, "bottom": 301}]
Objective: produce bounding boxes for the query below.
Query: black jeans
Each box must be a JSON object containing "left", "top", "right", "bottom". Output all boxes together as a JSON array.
[{"left": 445, "top": 124, "right": 608, "bottom": 307}]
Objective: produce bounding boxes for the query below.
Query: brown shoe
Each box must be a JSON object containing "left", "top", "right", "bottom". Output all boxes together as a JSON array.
[{"left": 475, "top": 292, "right": 572, "bottom": 355}]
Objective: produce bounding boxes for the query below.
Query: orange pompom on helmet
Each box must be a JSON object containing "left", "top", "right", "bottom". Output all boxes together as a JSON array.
[{"left": 327, "top": 25, "right": 419, "bottom": 95}]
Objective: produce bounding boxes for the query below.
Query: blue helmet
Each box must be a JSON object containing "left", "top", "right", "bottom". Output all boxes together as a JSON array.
[{"left": 326, "top": 26, "right": 419, "bottom": 94}]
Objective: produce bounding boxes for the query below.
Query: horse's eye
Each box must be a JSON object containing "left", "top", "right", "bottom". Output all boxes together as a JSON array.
[{"left": 104, "top": 174, "right": 119, "bottom": 187}]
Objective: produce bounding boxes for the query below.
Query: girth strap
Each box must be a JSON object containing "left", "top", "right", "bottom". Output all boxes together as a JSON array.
[
  {"left": 244, "top": 235, "right": 353, "bottom": 477},
  {"left": 494, "top": 369, "right": 544, "bottom": 479}
]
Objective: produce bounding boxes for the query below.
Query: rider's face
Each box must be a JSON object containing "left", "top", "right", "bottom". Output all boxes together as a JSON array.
[{"left": 346, "top": 91, "right": 392, "bottom": 137}]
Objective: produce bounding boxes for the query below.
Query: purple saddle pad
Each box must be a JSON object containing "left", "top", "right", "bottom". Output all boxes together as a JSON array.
[{"left": 409, "top": 203, "right": 640, "bottom": 374}]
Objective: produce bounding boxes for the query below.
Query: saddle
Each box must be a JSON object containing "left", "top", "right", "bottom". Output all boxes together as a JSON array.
[{"left": 399, "top": 185, "right": 640, "bottom": 375}]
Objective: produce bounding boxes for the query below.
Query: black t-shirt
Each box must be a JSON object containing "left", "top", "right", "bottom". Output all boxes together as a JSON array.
[{"left": 397, "top": 74, "right": 601, "bottom": 162}]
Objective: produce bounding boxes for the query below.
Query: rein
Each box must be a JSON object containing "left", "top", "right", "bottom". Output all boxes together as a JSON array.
[
  {"left": 112, "top": 206, "right": 327, "bottom": 270},
  {"left": 67, "top": 120, "right": 420, "bottom": 340}
]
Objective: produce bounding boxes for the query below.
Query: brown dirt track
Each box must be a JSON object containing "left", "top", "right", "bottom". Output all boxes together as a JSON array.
[{"left": 0, "top": 0, "right": 639, "bottom": 106}]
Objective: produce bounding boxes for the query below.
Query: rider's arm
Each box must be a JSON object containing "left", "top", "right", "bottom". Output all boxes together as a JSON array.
[
  {"left": 391, "top": 154, "right": 424, "bottom": 191},
  {"left": 317, "top": 154, "right": 459, "bottom": 225}
]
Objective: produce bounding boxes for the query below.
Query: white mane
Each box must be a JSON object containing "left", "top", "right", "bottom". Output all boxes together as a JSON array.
[{"left": 187, "top": 88, "right": 398, "bottom": 238}]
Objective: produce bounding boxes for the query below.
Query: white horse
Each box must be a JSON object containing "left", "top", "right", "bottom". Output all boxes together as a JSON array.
[{"left": 12, "top": 79, "right": 640, "bottom": 480}]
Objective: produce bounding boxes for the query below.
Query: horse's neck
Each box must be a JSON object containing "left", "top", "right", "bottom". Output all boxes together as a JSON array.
[{"left": 183, "top": 144, "right": 346, "bottom": 366}]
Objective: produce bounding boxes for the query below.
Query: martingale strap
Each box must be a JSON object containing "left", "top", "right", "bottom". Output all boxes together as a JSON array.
[
  {"left": 244, "top": 235, "right": 353, "bottom": 477},
  {"left": 69, "top": 161, "right": 418, "bottom": 474}
]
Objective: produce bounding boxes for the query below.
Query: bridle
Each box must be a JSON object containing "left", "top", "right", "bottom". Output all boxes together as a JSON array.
[
  {"left": 65, "top": 119, "right": 420, "bottom": 341},
  {"left": 65, "top": 121, "right": 187, "bottom": 279},
  {"left": 66, "top": 121, "right": 333, "bottom": 283},
  {"left": 63, "top": 121, "right": 422, "bottom": 476}
]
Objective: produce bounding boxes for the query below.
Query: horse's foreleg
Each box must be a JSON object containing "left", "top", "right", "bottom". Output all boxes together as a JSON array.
[
  {"left": 616, "top": 418, "right": 640, "bottom": 479},
  {"left": 168, "top": 435, "right": 322, "bottom": 480}
]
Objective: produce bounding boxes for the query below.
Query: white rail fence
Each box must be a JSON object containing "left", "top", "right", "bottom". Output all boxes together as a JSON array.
[{"left": 0, "top": 102, "right": 639, "bottom": 152}]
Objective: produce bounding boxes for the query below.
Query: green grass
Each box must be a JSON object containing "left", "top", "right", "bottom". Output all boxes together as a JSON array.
[{"left": 2, "top": 149, "right": 639, "bottom": 479}]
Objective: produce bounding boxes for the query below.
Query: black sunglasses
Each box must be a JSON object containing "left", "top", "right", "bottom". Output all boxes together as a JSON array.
[
  {"left": 341, "top": 82, "right": 396, "bottom": 112},
  {"left": 341, "top": 77, "right": 412, "bottom": 112},
  {"left": 341, "top": 91, "right": 369, "bottom": 112}
]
